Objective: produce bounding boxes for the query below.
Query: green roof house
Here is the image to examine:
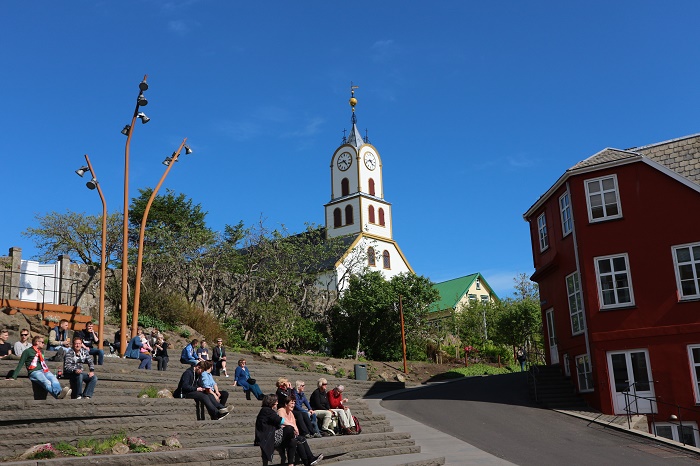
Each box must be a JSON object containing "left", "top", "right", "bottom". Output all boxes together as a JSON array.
[{"left": 429, "top": 273, "right": 498, "bottom": 320}]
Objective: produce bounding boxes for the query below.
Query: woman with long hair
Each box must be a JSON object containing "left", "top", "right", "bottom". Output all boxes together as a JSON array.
[{"left": 277, "top": 396, "right": 323, "bottom": 466}]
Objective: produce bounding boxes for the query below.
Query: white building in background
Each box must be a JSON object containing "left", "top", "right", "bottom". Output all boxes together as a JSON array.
[{"left": 319, "top": 87, "right": 412, "bottom": 291}]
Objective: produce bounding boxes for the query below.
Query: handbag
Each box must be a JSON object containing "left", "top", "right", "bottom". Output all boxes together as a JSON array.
[
  {"left": 247, "top": 378, "right": 256, "bottom": 385},
  {"left": 273, "top": 427, "right": 284, "bottom": 446}
]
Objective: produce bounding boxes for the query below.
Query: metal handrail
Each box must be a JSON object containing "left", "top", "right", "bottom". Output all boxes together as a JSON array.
[{"left": 620, "top": 381, "right": 700, "bottom": 447}]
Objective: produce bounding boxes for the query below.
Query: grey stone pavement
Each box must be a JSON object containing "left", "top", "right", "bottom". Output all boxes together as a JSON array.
[{"left": 337, "top": 376, "right": 700, "bottom": 466}]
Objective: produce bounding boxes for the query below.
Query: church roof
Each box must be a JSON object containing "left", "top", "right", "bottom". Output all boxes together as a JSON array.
[{"left": 346, "top": 123, "right": 364, "bottom": 148}]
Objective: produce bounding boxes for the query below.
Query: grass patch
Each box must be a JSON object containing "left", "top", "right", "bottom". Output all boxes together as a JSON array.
[
  {"left": 77, "top": 431, "right": 126, "bottom": 454},
  {"left": 55, "top": 442, "right": 84, "bottom": 457},
  {"left": 138, "top": 386, "right": 159, "bottom": 398},
  {"left": 448, "top": 363, "right": 518, "bottom": 377}
]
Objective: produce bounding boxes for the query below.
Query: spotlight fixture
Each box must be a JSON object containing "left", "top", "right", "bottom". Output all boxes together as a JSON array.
[
  {"left": 137, "top": 94, "right": 148, "bottom": 106},
  {"left": 75, "top": 166, "right": 89, "bottom": 177},
  {"left": 137, "top": 112, "right": 150, "bottom": 124},
  {"left": 121, "top": 125, "right": 131, "bottom": 136},
  {"left": 139, "top": 80, "right": 149, "bottom": 91},
  {"left": 162, "top": 157, "right": 172, "bottom": 167},
  {"left": 184, "top": 144, "right": 193, "bottom": 155},
  {"left": 86, "top": 178, "right": 98, "bottom": 190}
]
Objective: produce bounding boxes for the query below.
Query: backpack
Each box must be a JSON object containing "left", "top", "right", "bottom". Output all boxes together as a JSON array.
[{"left": 352, "top": 415, "right": 362, "bottom": 434}]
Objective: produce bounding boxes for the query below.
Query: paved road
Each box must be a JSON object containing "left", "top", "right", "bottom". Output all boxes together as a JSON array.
[{"left": 383, "top": 373, "right": 700, "bottom": 466}]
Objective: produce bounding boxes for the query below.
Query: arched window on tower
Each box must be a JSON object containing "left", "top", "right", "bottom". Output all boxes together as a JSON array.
[
  {"left": 369, "top": 178, "right": 376, "bottom": 196},
  {"left": 333, "top": 208, "right": 342, "bottom": 228},
  {"left": 367, "top": 247, "right": 376, "bottom": 267},
  {"left": 378, "top": 208, "right": 385, "bottom": 226},
  {"left": 368, "top": 205, "right": 375, "bottom": 224},
  {"left": 341, "top": 178, "right": 350, "bottom": 196},
  {"left": 345, "top": 205, "right": 354, "bottom": 225},
  {"left": 383, "top": 250, "right": 391, "bottom": 269}
]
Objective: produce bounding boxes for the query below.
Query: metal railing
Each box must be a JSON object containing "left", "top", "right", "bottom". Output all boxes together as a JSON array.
[
  {"left": 621, "top": 381, "right": 700, "bottom": 447},
  {"left": 0, "top": 269, "right": 82, "bottom": 307}
]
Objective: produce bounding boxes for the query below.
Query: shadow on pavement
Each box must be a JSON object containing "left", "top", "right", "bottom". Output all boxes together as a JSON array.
[{"left": 384, "top": 371, "right": 543, "bottom": 408}]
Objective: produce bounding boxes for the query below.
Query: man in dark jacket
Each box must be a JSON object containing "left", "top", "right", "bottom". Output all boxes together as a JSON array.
[
  {"left": 174, "top": 362, "right": 229, "bottom": 420},
  {"left": 309, "top": 377, "right": 335, "bottom": 435}
]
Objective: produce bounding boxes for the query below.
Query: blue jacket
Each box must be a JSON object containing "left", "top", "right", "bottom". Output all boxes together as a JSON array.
[
  {"left": 234, "top": 365, "right": 251, "bottom": 389},
  {"left": 180, "top": 344, "right": 198, "bottom": 365},
  {"left": 125, "top": 336, "right": 143, "bottom": 359}
]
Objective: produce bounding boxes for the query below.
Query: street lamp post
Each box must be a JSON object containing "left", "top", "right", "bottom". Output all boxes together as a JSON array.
[
  {"left": 120, "top": 75, "right": 150, "bottom": 356},
  {"left": 131, "top": 138, "right": 192, "bottom": 336},
  {"left": 75, "top": 155, "right": 107, "bottom": 351}
]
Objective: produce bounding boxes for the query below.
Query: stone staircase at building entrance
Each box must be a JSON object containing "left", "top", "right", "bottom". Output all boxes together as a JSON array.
[
  {"left": 527, "top": 364, "right": 589, "bottom": 410},
  {"left": 0, "top": 354, "right": 445, "bottom": 466}
]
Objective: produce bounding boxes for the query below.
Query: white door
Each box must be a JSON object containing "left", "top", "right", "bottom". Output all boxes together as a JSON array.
[
  {"left": 545, "top": 309, "right": 559, "bottom": 365},
  {"left": 606, "top": 349, "right": 656, "bottom": 414},
  {"left": 19, "top": 260, "right": 60, "bottom": 304}
]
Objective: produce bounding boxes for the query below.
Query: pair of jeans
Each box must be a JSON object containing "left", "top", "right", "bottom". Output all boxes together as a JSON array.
[
  {"left": 68, "top": 371, "right": 97, "bottom": 398},
  {"left": 154, "top": 355, "right": 169, "bottom": 371},
  {"left": 88, "top": 348, "right": 104, "bottom": 365},
  {"left": 138, "top": 353, "right": 152, "bottom": 369},
  {"left": 29, "top": 370, "right": 62, "bottom": 398}
]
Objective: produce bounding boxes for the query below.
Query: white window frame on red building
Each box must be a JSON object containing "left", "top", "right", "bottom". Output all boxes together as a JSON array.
[
  {"left": 566, "top": 271, "right": 585, "bottom": 335},
  {"left": 594, "top": 253, "right": 635, "bottom": 309},
  {"left": 687, "top": 345, "right": 700, "bottom": 404},
  {"left": 584, "top": 174, "right": 622, "bottom": 223},
  {"left": 537, "top": 213, "right": 549, "bottom": 252},
  {"left": 672, "top": 242, "right": 700, "bottom": 300},
  {"left": 559, "top": 191, "right": 572, "bottom": 237},
  {"left": 575, "top": 353, "right": 594, "bottom": 392}
]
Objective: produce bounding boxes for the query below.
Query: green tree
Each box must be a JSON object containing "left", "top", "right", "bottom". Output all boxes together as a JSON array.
[
  {"left": 22, "top": 210, "right": 122, "bottom": 266},
  {"left": 334, "top": 271, "right": 439, "bottom": 361}
]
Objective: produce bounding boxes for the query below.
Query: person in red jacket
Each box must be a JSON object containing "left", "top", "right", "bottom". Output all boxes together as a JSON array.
[{"left": 327, "top": 385, "right": 357, "bottom": 434}]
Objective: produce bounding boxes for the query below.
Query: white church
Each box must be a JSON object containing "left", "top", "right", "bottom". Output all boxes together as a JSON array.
[{"left": 319, "top": 87, "right": 413, "bottom": 291}]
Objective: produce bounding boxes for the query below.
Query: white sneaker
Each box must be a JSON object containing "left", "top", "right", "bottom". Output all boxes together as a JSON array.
[
  {"left": 76, "top": 396, "right": 82, "bottom": 400},
  {"left": 58, "top": 387, "right": 72, "bottom": 399},
  {"left": 311, "top": 454, "right": 324, "bottom": 465},
  {"left": 225, "top": 374, "right": 229, "bottom": 377}
]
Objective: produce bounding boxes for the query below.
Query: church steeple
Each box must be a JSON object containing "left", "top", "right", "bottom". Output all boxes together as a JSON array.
[{"left": 345, "top": 83, "right": 364, "bottom": 148}]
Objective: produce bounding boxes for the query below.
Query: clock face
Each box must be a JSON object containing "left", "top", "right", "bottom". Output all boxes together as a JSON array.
[
  {"left": 364, "top": 152, "right": 377, "bottom": 170},
  {"left": 337, "top": 152, "right": 352, "bottom": 171}
]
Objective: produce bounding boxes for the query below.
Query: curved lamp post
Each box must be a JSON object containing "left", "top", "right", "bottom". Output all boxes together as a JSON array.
[
  {"left": 75, "top": 155, "right": 107, "bottom": 351},
  {"left": 131, "top": 138, "right": 192, "bottom": 336},
  {"left": 119, "top": 75, "right": 150, "bottom": 355}
]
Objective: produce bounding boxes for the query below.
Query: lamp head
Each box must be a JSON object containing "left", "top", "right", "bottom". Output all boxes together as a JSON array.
[
  {"left": 184, "top": 144, "right": 193, "bottom": 155},
  {"left": 86, "top": 178, "right": 97, "bottom": 190},
  {"left": 121, "top": 125, "right": 131, "bottom": 136},
  {"left": 139, "top": 80, "right": 149, "bottom": 91},
  {"left": 162, "top": 157, "right": 172, "bottom": 167},
  {"left": 137, "top": 94, "right": 148, "bottom": 107},
  {"left": 75, "top": 166, "right": 89, "bottom": 177},
  {"left": 137, "top": 112, "right": 150, "bottom": 124}
]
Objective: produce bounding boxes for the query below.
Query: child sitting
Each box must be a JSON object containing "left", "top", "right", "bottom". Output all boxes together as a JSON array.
[{"left": 200, "top": 360, "right": 222, "bottom": 402}]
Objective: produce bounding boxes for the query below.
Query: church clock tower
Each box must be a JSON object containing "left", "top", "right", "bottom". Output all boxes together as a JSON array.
[
  {"left": 325, "top": 86, "right": 394, "bottom": 240},
  {"left": 323, "top": 85, "right": 412, "bottom": 290}
]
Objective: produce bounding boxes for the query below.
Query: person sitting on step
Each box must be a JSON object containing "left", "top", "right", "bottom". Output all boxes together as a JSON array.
[
  {"left": 212, "top": 338, "right": 228, "bottom": 377},
  {"left": 153, "top": 335, "right": 170, "bottom": 371},
  {"left": 63, "top": 336, "right": 97, "bottom": 399},
  {"left": 200, "top": 360, "right": 226, "bottom": 405},
  {"left": 196, "top": 339, "right": 210, "bottom": 361},
  {"left": 174, "top": 361, "right": 229, "bottom": 420},
  {"left": 12, "top": 328, "right": 32, "bottom": 360},
  {"left": 47, "top": 319, "right": 72, "bottom": 354},
  {"left": 76, "top": 322, "right": 104, "bottom": 365},
  {"left": 277, "top": 395, "right": 324, "bottom": 466},
  {"left": 180, "top": 339, "right": 203, "bottom": 366},
  {"left": 0, "top": 328, "right": 13, "bottom": 359},
  {"left": 125, "top": 328, "right": 152, "bottom": 369},
  {"left": 6, "top": 335, "right": 71, "bottom": 399},
  {"left": 327, "top": 385, "right": 357, "bottom": 435},
  {"left": 233, "top": 358, "right": 264, "bottom": 400},
  {"left": 294, "top": 380, "right": 322, "bottom": 438},
  {"left": 255, "top": 394, "right": 297, "bottom": 466},
  {"left": 276, "top": 378, "right": 314, "bottom": 438},
  {"left": 309, "top": 377, "right": 336, "bottom": 435}
]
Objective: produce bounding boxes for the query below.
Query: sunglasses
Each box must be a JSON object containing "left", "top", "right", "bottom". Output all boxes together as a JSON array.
[{"left": 21, "top": 334, "right": 29, "bottom": 336}]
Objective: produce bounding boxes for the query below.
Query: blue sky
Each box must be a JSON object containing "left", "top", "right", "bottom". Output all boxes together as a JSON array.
[{"left": 2, "top": 1, "right": 700, "bottom": 298}]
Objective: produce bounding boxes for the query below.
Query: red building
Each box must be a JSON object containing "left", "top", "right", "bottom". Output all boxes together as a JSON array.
[{"left": 523, "top": 134, "right": 700, "bottom": 445}]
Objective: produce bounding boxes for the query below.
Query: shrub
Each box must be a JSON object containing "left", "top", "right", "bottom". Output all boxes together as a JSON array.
[
  {"left": 28, "top": 444, "right": 57, "bottom": 460},
  {"left": 179, "top": 328, "right": 191, "bottom": 339},
  {"left": 180, "top": 304, "right": 227, "bottom": 342},
  {"left": 335, "top": 368, "right": 346, "bottom": 378},
  {"left": 55, "top": 442, "right": 83, "bottom": 457},
  {"left": 477, "top": 342, "right": 512, "bottom": 364}
]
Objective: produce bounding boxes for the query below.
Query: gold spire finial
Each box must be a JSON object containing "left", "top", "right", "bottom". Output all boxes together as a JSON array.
[{"left": 349, "top": 82, "right": 359, "bottom": 111}]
